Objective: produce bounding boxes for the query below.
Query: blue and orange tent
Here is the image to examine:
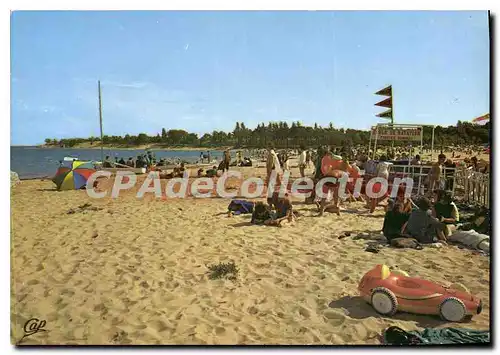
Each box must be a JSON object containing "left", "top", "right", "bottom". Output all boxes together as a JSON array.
[{"left": 52, "top": 161, "right": 96, "bottom": 191}]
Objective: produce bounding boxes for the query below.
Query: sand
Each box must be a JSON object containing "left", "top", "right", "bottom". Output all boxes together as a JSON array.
[{"left": 10, "top": 164, "right": 490, "bottom": 345}]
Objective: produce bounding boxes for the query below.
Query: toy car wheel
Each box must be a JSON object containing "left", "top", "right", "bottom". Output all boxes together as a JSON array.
[
  {"left": 439, "top": 297, "right": 466, "bottom": 322},
  {"left": 371, "top": 287, "right": 398, "bottom": 316}
]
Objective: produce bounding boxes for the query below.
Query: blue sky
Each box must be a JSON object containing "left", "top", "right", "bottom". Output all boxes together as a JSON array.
[{"left": 11, "top": 11, "right": 489, "bottom": 145}]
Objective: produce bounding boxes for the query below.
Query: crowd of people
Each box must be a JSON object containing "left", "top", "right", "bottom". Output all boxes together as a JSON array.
[
  {"left": 253, "top": 145, "right": 489, "bottom": 249},
  {"left": 382, "top": 189, "right": 459, "bottom": 245},
  {"left": 102, "top": 151, "right": 159, "bottom": 169}
]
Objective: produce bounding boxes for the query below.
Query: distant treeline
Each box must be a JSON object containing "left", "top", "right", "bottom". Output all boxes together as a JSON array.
[{"left": 44, "top": 120, "right": 490, "bottom": 149}]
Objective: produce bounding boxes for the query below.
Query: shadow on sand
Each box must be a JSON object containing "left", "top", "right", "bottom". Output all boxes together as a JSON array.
[{"left": 328, "top": 296, "right": 472, "bottom": 329}]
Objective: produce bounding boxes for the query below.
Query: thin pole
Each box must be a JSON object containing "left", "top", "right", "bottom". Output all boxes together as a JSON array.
[
  {"left": 430, "top": 126, "right": 435, "bottom": 162},
  {"left": 420, "top": 126, "right": 423, "bottom": 157},
  {"left": 98, "top": 80, "right": 104, "bottom": 165},
  {"left": 391, "top": 85, "right": 395, "bottom": 149},
  {"left": 368, "top": 127, "right": 373, "bottom": 157}
]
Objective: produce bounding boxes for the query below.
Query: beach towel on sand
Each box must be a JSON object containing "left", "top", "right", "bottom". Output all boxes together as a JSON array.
[
  {"left": 449, "top": 230, "right": 490, "bottom": 253},
  {"left": 227, "top": 200, "right": 255, "bottom": 215},
  {"left": 383, "top": 326, "right": 490, "bottom": 345}
]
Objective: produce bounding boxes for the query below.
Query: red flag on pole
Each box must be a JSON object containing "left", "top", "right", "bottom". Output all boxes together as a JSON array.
[
  {"left": 375, "top": 85, "right": 392, "bottom": 96},
  {"left": 375, "top": 97, "right": 392, "bottom": 108}
]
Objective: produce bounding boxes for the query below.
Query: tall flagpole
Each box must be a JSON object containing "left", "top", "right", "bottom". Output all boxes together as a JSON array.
[
  {"left": 391, "top": 85, "right": 394, "bottom": 150},
  {"left": 98, "top": 80, "right": 104, "bottom": 165}
]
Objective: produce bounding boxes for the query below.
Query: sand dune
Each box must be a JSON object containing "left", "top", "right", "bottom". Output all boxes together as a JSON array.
[{"left": 11, "top": 166, "right": 490, "bottom": 345}]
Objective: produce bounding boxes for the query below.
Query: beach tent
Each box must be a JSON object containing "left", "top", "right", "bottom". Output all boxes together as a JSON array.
[{"left": 52, "top": 161, "right": 96, "bottom": 191}]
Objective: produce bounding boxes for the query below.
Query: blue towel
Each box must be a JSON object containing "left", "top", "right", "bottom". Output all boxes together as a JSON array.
[{"left": 228, "top": 200, "right": 254, "bottom": 215}]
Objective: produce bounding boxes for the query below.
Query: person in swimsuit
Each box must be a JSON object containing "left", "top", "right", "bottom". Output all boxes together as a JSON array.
[
  {"left": 317, "top": 151, "right": 345, "bottom": 216},
  {"left": 427, "top": 153, "right": 446, "bottom": 195}
]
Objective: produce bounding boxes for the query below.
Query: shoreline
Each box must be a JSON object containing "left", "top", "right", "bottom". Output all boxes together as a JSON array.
[{"left": 35, "top": 144, "right": 235, "bottom": 151}]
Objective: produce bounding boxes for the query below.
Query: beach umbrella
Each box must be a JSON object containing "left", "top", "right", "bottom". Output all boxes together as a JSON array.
[{"left": 52, "top": 161, "right": 96, "bottom": 191}]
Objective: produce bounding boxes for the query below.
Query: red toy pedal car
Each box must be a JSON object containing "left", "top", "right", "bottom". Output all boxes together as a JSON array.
[{"left": 358, "top": 264, "right": 482, "bottom": 322}]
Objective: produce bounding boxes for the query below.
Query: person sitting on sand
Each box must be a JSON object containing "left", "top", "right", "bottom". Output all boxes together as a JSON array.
[
  {"left": 135, "top": 155, "right": 146, "bottom": 168},
  {"left": 217, "top": 160, "right": 226, "bottom": 172},
  {"left": 402, "top": 197, "right": 447, "bottom": 244},
  {"left": 432, "top": 190, "right": 459, "bottom": 237},
  {"left": 267, "top": 191, "right": 297, "bottom": 221},
  {"left": 126, "top": 157, "right": 134, "bottom": 167},
  {"left": 118, "top": 157, "right": 126, "bottom": 166},
  {"left": 387, "top": 184, "right": 416, "bottom": 213},
  {"left": 103, "top": 155, "right": 113, "bottom": 168},
  {"left": 251, "top": 201, "right": 294, "bottom": 227},
  {"left": 206, "top": 166, "right": 218, "bottom": 178},
  {"left": 175, "top": 163, "right": 186, "bottom": 178},
  {"left": 197, "top": 168, "right": 204, "bottom": 177},
  {"left": 159, "top": 168, "right": 176, "bottom": 179},
  {"left": 382, "top": 201, "right": 411, "bottom": 242}
]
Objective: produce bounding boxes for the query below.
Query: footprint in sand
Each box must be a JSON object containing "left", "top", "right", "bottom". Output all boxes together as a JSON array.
[
  {"left": 323, "top": 309, "right": 347, "bottom": 327},
  {"left": 295, "top": 268, "right": 306, "bottom": 275},
  {"left": 61, "top": 288, "right": 75, "bottom": 297},
  {"left": 311, "top": 284, "right": 320, "bottom": 292},
  {"left": 247, "top": 306, "right": 259, "bottom": 315},
  {"left": 214, "top": 326, "right": 227, "bottom": 336},
  {"left": 298, "top": 306, "right": 311, "bottom": 319},
  {"left": 280, "top": 266, "right": 293, "bottom": 274},
  {"left": 275, "top": 311, "right": 285, "bottom": 319},
  {"left": 151, "top": 320, "right": 171, "bottom": 333}
]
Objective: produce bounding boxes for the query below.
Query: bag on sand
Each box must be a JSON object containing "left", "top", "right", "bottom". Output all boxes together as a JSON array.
[{"left": 390, "top": 237, "right": 423, "bottom": 250}]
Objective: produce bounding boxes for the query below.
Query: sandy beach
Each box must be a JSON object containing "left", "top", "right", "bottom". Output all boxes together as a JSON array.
[{"left": 10, "top": 164, "right": 490, "bottom": 345}]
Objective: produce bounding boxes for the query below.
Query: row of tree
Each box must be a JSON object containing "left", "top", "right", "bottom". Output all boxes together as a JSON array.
[{"left": 45, "top": 120, "right": 490, "bottom": 149}]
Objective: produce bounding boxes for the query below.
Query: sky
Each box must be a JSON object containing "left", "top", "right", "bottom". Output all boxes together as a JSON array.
[{"left": 11, "top": 11, "right": 490, "bottom": 145}]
